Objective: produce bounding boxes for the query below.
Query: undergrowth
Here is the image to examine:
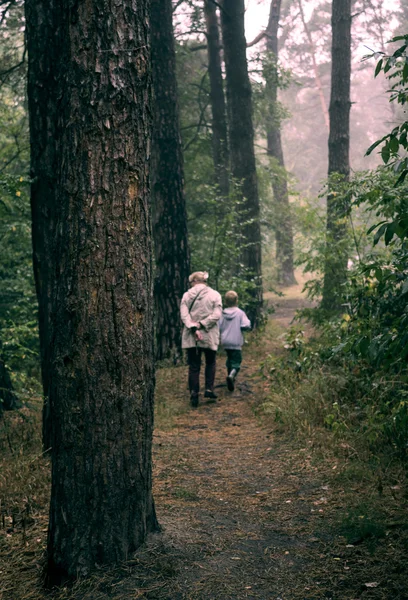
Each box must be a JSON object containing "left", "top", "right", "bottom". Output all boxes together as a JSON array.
[{"left": 256, "top": 321, "right": 408, "bottom": 468}]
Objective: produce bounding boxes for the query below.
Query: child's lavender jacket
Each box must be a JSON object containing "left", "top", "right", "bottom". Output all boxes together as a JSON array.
[{"left": 219, "top": 307, "right": 251, "bottom": 350}]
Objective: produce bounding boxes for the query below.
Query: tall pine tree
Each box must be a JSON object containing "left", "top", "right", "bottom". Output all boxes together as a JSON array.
[
  {"left": 151, "top": 0, "right": 190, "bottom": 361},
  {"left": 220, "top": 0, "right": 263, "bottom": 325},
  {"left": 321, "top": 0, "right": 352, "bottom": 311},
  {"left": 204, "top": 0, "right": 229, "bottom": 198},
  {"left": 265, "top": 0, "right": 296, "bottom": 286},
  {"left": 25, "top": 0, "right": 159, "bottom": 581},
  {"left": 25, "top": 0, "right": 58, "bottom": 449}
]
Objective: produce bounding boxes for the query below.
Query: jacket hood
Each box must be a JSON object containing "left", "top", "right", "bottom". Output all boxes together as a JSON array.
[{"left": 222, "top": 307, "right": 239, "bottom": 320}]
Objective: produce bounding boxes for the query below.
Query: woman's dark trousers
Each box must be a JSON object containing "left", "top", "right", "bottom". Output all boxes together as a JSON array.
[{"left": 187, "top": 348, "right": 217, "bottom": 395}]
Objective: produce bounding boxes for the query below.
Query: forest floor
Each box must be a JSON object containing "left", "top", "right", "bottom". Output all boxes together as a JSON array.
[{"left": 1, "top": 278, "right": 408, "bottom": 600}]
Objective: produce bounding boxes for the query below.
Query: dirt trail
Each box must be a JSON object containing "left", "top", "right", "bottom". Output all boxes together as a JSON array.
[
  {"left": 131, "top": 288, "right": 404, "bottom": 600},
  {"left": 127, "top": 292, "right": 340, "bottom": 600},
  {"left": 151, "top": 389, "right": 324, "bottom": 600},
  {"left": 3, "top": 286, "right": 404, "bottom": 600}
]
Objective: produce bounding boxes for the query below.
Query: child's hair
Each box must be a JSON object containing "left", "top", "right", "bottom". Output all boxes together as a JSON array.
[{"left": 225, "top": 290, "right": 238, "bottom": 307}]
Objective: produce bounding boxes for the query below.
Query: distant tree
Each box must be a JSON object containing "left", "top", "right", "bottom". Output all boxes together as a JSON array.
[
  {"left": 0, "top": 356, "right": 17, "bottom": 414},
  {"left": 25, "top": 0, "right": 58, "bottom": 449},
  {"left": 151, "top": 0, "right": 190, "bottom": 361},
  {"left": 25, "top": 0, "right": 158, "bottom": 582},
  {"left": 297, "top": 0, "right": 330, "bottom": 131},
  {"left": 0, "top": 182, "right": 36, "bottom": 411},
  {"left": 321, "top": 0, "right": 352, "bottom": 312},
  {"left": 0, "top": 0, "right": 27, "bottom": 176},
  {"left": 204, "top": 0, "right": 229, "bottom": 197},
  {"left": 0, "top": 1, "right": 34, "bottom": 416},
  {"left": 220, "top": 0, "right": 263, "bottom": 325},
  {"left": 265, "top": 0, "right": 297, "bottom": 286}
]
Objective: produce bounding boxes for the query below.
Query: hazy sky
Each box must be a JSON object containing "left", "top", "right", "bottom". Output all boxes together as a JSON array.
[{"left": 244, "top": 0, "right": 401, "bottom": 56}]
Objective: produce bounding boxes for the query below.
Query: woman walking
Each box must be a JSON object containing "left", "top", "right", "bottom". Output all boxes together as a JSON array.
[{"left": 180, "top": 271, "right": 222, "bottom": 407}]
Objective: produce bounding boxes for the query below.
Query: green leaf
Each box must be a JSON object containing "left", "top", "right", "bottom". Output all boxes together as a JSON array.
[
  {"left": 384, "top": 61, "right": 393, "bottom": 74},
  {"left": 393, "top": 44, "right": 407, "bottom": 58},
  {"left": 402, "top": 280, "right": 408, "bottom": 295},
  {"left": 358, "top": 337, "right": 370, "bottom": 356},
  {"left": 366, "top": 136, "right": 387, "bottom": 156},
  {"left": 389, "top": 136, "right": 399, "bottom": 153},
  {"left": 367, "top": 220, "right": 387, "bottom": 235},
  {"left": 390, "top": 35, "right": 408, "bottom": 42},
  {"left": 395, "top": 169, "right": 408, "bottom": 186},
  {"left": 381, "top": 144, "right": 390, "bottom": 164},
  {"left": 384, "top": 223, "right": 396, "bottom": 245},
  {"left": 374, "top": 59, "right": 383, "bottom": 77},
  {"left": 373, "top": 223, "right": 388, "bottom": 245}
]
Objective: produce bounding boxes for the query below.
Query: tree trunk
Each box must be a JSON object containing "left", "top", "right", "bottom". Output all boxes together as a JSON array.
[
  {"left": 220, "top": 0, "right": 263, "bottom": 326},
  {"left": 204, "top": 0, "right": 229, "bottom": 198},
  {"left": 266, "top": 0, "right": 297, "bottom": 287},
  {"left": 0, "top": 357, "right": 17, "bottom": 414},
  {"left": 297, "top": 0, "right": 330, "bottom": 131},
  {"left": 321, "top": 0, "right": 352, "bottom": 312},
  {"left": 151, "top": 0, "right": 190, "bottom": 362},
  {"left": 26, "top": 0, "right": 159, "bottom": 583},
  {"left": 25, "top": 0, "right": 58, "bottom": 451}
]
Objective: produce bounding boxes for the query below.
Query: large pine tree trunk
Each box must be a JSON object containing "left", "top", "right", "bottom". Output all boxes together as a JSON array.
[
  {"left": 321, "top": 0, "right": 352, "bottom": 312},
  {"left": 25, "top": 0, "right": 58, "bottom": 450},
  {"left": 204, "top": 0, "right": 229, "bottom": 198},
  {"left": 26, "top": 0, "right": 158, "bottom": 582},
  {"left": 220, "top": 0, "right": 263, "bottom": 326},
  {"left": 151, "top": 0, "right": 190, "bottom": 362},
  {"left": 266, "top": 0, "right": 297, "bottom": 287}
]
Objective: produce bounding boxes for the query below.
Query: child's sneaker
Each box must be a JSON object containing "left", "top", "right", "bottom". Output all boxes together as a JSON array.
[{"left": 226, "top": 369, "right": 237, "bottom": 391}]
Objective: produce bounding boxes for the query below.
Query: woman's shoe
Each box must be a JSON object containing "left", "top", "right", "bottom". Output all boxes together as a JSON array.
[
  {"left": 204, "top": 389, "right": 217, "bottom": 400},
  {"left": 190, "top": 392, "right": 199, "bottom": 408}
]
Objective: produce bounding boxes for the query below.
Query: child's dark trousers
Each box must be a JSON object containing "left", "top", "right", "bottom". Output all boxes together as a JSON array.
[{"left": 225, "top": 349, "right": 242, "bottom": 373}]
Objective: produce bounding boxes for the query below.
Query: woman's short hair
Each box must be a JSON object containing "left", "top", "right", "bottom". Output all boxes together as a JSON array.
[
  {"left": 225, "top": 290, "right": 238, "bottom": 307},
  {"left": 188, "top": 271, "right": 209, "bottom": 284}
]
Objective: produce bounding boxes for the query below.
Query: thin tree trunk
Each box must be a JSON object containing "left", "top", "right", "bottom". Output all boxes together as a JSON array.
[
  {"left": 298, "top": 0, "right": 330, "bottom": 131},
  {"left": 266, "top": 0, "right": 297, "bottom": 287},
  {"left": 26, "top": 0, "right": 159, "bottom": 582},
  {"left": 220, "top": 0, "right": 263, "bottom": 326},
  {"left": 25, "top": 0, "right": 58, "bottom": 450},
  {"left": 151, "top": 0, "right": 190, "bottom": 362},
  {"left": 0, "top": 356, "right": 17, "bottom": 414},
  {"left": 321, "top": 0, "right": 352, "bottom": 312},
  {"left": 204, "top": 0, "right": 229, "bottom": 197}
]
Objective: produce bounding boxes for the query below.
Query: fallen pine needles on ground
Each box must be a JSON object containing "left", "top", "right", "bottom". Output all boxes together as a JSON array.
[{"left": 1, "top": 294, "right": 407, "bottom": 599}]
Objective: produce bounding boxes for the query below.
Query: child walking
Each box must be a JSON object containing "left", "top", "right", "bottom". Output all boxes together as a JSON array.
[{"left": 218, "top": 291, "right": 251, "bottom": 391}]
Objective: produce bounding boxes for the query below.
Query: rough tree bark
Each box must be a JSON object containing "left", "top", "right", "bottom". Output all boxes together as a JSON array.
[
  {"left": 266, "top": 0, "right": 297, "bottom": 287},
  {"left": 204, "top": 0, "right": 229, "bottom": 198},
  {"left": 25, "top": 0, "right": 58, "bottom": 450},
  {"left": 26, "top": 0, "right": 159, "bottom": 582},
  {"left": 151, "top": 0, "right": 190, "bottom": 362},
  {"left": 321, "top": 0, "right": 352, "bottom": 312},
  {"left": 220, "top": 0, "right": 263, "bottom": 326}
]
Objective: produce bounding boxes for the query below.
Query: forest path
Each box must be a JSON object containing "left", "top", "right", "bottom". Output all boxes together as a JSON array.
[
  {"left": 127, "top": 284, "right": 344, "bottom": 600},
  {"left": 3, "top": 280, "right": 403, "bottom": 600}
]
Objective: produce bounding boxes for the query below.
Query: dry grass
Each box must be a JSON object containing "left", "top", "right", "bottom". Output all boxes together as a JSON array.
[{"left": 1, "top": 282, "right": 408, "bottom": 599}]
